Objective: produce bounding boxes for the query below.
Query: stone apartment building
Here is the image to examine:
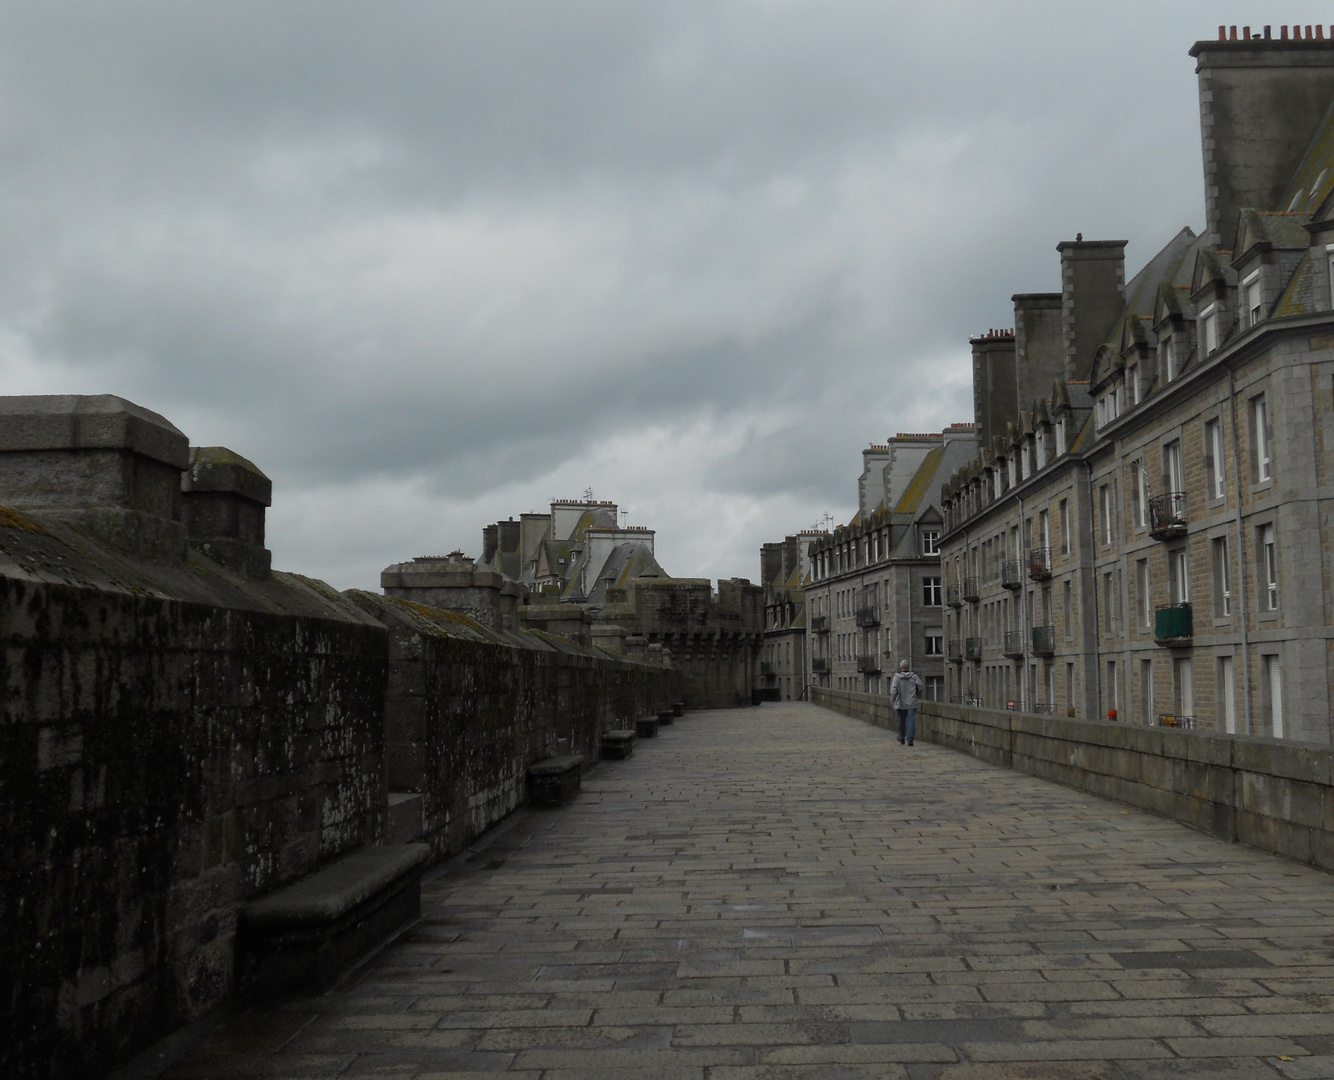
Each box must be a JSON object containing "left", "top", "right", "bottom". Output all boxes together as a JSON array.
[
  {"left": 938, "top": 25, "right": 1334, "bottom": 744},
  {"left": 759, "top": 530, "right": 823, "bottom": 700},
  {"left": 802, "top": 426, "right": 976, "bottom": 701}
]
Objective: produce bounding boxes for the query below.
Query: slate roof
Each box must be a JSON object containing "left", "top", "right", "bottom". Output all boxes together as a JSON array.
[{"left": 1279, "top": 96, "right": 1334, "bottom": 214}]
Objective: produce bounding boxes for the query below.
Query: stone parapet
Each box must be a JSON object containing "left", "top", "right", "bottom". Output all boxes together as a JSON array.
[{"left": 812, "top": 687, "right": 1334, "bottom": 874}]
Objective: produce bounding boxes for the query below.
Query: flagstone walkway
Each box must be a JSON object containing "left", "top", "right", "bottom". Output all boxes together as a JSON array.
[{"left": 161, "top": 702, "right": 1334, "bottom": 1079}]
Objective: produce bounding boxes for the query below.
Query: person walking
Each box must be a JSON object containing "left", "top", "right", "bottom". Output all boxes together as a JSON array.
[{"left": 890, "top": 659, "right": 925, "bottom": 746}]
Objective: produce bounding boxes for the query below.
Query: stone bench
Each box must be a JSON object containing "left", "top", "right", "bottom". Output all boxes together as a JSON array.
[
  {"left": 601, "top": 729, "right": 636, "bottom": 760},
  {"left": 238, "top": 843, "right": 431, "bottom": 996},
  {"left": 656, "top": 708, "right": 675, "bottom": 727},
  {"left": 526, "top": 753, "right": 585, "bottom": 806},
  {"left": 672, "top": 701, "right": 684, "bottom": 716},
  {"left": 636, "top": 715, "right": 659, "bottom": 738}
]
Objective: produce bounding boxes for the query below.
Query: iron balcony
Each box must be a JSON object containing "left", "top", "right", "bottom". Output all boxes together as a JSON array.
[
  {"left": 946, "top": 639, "right": 964, "bottom": 663},
  {"left": 856, "top": 654, "right": 881, "bottom": 674},
  {"left": 1027, "top": 546, "right": 1052, "bottom": 580},
  {"left": 1001, "top": 559, "right": 1023, "bottom": 590},
  {"left": 946, "top": 583, "right": 964, "bottom": 608},
  {"left": 1002, "top": 630, "right": 1025, "bottom": 658},
  {"left": 855, "top": 605, "right": 880, "bottom": 627},
  {"left": 1149, "top": 491, "right": 1188, "bottom": 541},
  {"left": 964, "top": 636, "right": 982, "bottom": 660},
  {"left": 962, "top": 576, "right": 980, "bottom": 602},
  {"left": 1031, "top": 625, "right": 1055, "bottom": 656},
  {"left": 811, "top": 657, "right": 829, "bottom": 672},
  {"left": 1154, "top": 602, "right": 1193, "bottom": 647},
  {"left": 760, "top": 661, "right": 774, "bottom": 675},
  {"left": 811, "top": 615, "right": 830, "bottom": 633},
  {"left": 1157, "top": 714, "right": 1196, "bottom": 729}
]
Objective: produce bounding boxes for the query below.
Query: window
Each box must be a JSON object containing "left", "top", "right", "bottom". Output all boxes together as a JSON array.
[
  {"left": 1172, "top": 656, "right": 1194, "bottom": 719},
  {"left": 924, "top": 630, "right": 943, "bottom": 657},
  {"left": 1200, "top": 303, "right": 1218, "bottom": 355},
  {"left": 1264, "top": 654, "right": 1284, "bottom": 738},
  {"left": 1065, "top": 662, "right": 1075, "bottom": 713},
  {"left": 1243, "top": 270, "right": 1262, "bottom": 328},
  {"left": 1164, "top": 440, "right": 1183, "bottom": 493},
  {"left": 1132, "top": 463, "right": 1147, "bottom": 528},
  {"left": 1128, "top": 364, "right": 1140, "bottom": 405},
  {"left": 1059, "top": 499, "right": 1070, "bottom": 555},
  {"left": 1160, "top": 335, "right": 1176, "bottom": 381},
  {"left": 1327, "top": 243, "right": 1334, "bottom": 310},
  {"left": 923, "top": 576, "right": 942, "bottom": 606},
  {"left": 1170, "top": 548, "right": 1190, "bottom": 605},
  {"left": 1136, "top": 558, "right": 1150, "bottom": 628},
  {"left": 1219, "top": 656, "right": 1237, "bottom": 734},
  {"left": 1260, "top": 523, "right": 1278, "bottom": 610},
  {"left": 1211, "top": 537, "right": 1231, "bottom": 617},
  {"left": 925, "top": 676, "right": 944, "bottom": 702},
  {"left": 1139, "top": 658, "right": 1154, "bottom": 725},
  {"left": 1251, "top": 394, "right": 1271, "bottom": 482},
  {"left": 1062, "top": 579, "right": 1073, "bottom": 641},
  {"left": 1099, "top": 485, "right": 1111, "bottom": 545},
  {"left": 1204, "top": 418, "right": 1225, "bottom": 500},
  {"left": 1106, "top": 660, "right": 1118, "bottom": 713},
  {"left": 921, "top": 529, "right": 940, "bottom": 556},
  {"left": 1103, "top": 572, "right": 1115, "bottom": 633}
]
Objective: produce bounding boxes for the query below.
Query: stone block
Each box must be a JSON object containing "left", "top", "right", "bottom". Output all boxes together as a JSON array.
[
  {"left": 237, "top": 844, "right": 430, "bottom": 997},
  {"left": 526, "top": 754, "right": 584, "bottom": 807},
  {"left": 601, "top": 729, "right": 636, "bottom": 760},
  {"left": 636, "top": 716, "right": 659, "bottom": 739},
  {"left": 656, "top": 709, "right": 675, "bottom": 726}
]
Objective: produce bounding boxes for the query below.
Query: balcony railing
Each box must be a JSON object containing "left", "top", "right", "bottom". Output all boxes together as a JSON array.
[
  {"left": 962, "top": 576, "right": 980, "bottom": 602},
  {"left": 1027, "top": 546, "right": 1052, "bottom": 580},
  {"left": 946, "top": 639, "right": 963, "bottom": 662},
  {"left": 946, "top": 583, "right": 963, "bottom": 608},
  {"left": 857, "top": 654, "right": 881, "bottom": 674},
  {"left": 811, "top": 657, "right": 829, "bottom": 672},
  {"left": 760, "top": 661, "right": 774, "bottom": 675},
  {"left": 965, "top": 695, "right": 983, "bottom": 706},
  {"left": 964, "top": 637, "right": 982, "bottom": 660},
  {"left": 855, "top": 605, "right": 880, "bottom": 627},
  {"left": 1149, "top": 491, "right": 1188, "bottom": 540},
  {"left": 1002, "top": 630, "right": 1025, "bottom": 658},
  {"left": 1030, "top": 702, "right": 1055, "bottom": 715},
  {"left": 811, "top": 615, "right": 829, "bottom": 633},
  {"left": 1154, "top": 602, "right": 1193, "bottom": 647},
  {"left": 1031, "top": 625, "right": 1055, "bottom": 656},
  {"left": 1001, "top": 559, "right": 1023, "bottom": 590},
  {"left": 1157, "top": 714, "right": 1197, "bottom": 729}
]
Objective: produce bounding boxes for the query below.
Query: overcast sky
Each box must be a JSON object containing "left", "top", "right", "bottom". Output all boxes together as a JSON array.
[{"left": 0, "top": 3, "right": 1274, "bottom": 589}]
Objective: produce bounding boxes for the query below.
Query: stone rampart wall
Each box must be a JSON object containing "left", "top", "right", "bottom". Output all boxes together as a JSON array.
[
  {"left": 2, "top": 506, "right": 680, "bottom": 1079},
  {"left": 810, "top": 687, "right": 1334, "bottom": 874}
]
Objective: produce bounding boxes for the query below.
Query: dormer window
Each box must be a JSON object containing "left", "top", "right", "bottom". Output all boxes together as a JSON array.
[
  {"left": 1159, "top": 335, "right": 1176, "bottom": 381},
  {"left": 1056, "top": 419, "right": 1067, "bottom": 456},
  {"left": 1243, "top": 271, "right": 1262, "bottom": 329},
  {"left": 1128, "top": 365, "right": 1140, "bottom": 404},
  {"left": 1326, "top": 243, "right": 1334, "bottom": 309},
  {"left": 1199, "top": 304, "right": 1218, "bottom": 356}
]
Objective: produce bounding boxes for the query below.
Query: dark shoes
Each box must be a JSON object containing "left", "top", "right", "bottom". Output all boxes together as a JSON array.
[
  {"left": 898, "top": 737, "right": 905, "bottom": 744},
  {"left": 907, "top": 740, "right": 914, "bottom": 746}
]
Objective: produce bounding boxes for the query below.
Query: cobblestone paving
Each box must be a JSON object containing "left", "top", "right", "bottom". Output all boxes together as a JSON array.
[{"left": 165, "top": 703, "right": 1334, "bottom": 1079}]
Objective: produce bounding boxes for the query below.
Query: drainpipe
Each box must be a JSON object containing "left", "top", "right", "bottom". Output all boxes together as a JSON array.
[
  {"left": 1017, "top": 494, "right": 1028, "bottom": 711},
  {"left": 1084, "top": 458, "right": 1102, "bottom": 718},
  {"left": 1228, "top": 365, "right": 1254, "bottom": 734}
]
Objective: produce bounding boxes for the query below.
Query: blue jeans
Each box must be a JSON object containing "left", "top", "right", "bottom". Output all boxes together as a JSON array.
[{"left": 897, "top": 708, "right": 916, "bottom": 743}]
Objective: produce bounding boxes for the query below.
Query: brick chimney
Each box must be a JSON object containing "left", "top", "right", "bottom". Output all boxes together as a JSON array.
[
  {"left": 969, "top": 328, "right": 1016, "bottom": 451},
  {"left": 1192, "top": 28, "right": 1334, "bottom": 247}
]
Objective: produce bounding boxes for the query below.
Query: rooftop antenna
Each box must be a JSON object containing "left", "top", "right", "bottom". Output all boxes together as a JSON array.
[
  {"left": 820, "top": 512, "right": 834, "bottom": 530},
  {"left": 620, "top": 509, "right": 629, "bottom": 526},
  {"left": 583, "top": 486, "right": 595, "bottom": 501}
]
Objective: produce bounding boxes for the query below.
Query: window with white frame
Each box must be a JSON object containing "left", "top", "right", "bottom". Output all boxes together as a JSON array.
[
  {"left": 924, "top": 630, "right": 943, "bottom": 657},
  {"left": 1164, "top": 439, "right": 1184, "bottom": 493},
  {"left": 1170, "top": 547, "right": 1190, "bottom": 604},
  {"left": 1200, "top": 304, "right": 1218, "bottom": 355},
  {"left": 1136, "top": 558, "right": 1150, "bottom": 628},
  {"left": 1099, "top": 484, "right": 1111, "bottom": 545},
  {"left": 1260, "top": 523, "right": 1278, "bottom": 610},
  {"left": 1251, "top": 393, "right": 1271, "bottom": 481},
  {"left": 1243, "top": 270, "right": 1262, "bottom": 328},
  {"left": 1128, "top": 365, "right": 1140, "bottom": 404},
  {"left": 1212, "top": 536, "right": 1231, "bottom": 617},
  {"left": 1159, "top": 336, "right": 1174, "bottom": 382},
  {"left": 923, "top": 576, "right": 942, "bottom": 606},
  {"left": 921, "top": 529, "right": 940, "bottom": 556},
  {"left": 1204, "top": 417, "right": 1225, "bottom": 499}
]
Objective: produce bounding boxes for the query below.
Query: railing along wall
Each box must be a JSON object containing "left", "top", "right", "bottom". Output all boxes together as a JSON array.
[{"left": 809, "top": 688, "right": 1334, "bottom": 875}]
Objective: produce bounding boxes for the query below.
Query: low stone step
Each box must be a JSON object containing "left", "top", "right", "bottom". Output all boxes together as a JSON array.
[
  {"left": 657, "top": 709, "right": 675, "bottom": 726},
  {"left": 636, "top": 715, "right": 659, "bottom": 738},
  {"left": 238, "top": 843, "right": 431, "bottom": 997},
  {"left": 385, "top": 792, "right": 423, "bottom": 844}
]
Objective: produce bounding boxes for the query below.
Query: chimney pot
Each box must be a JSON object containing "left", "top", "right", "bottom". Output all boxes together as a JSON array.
[
  {"left": 1229, "top": 25, "right": 1237, "bottom": 40},
  {"left": 1218, "top": 25, "right": 1226, "bottom": 39},
  {"left": 1282, "top": 24, "right": 1289, "bottom": 40},
  {"left": 1318, "top": 25, "right": 1325, "bottom": 39},
  {"left": 1264, "top": 25, "right": 1271, "bottom": 39},
  {"left": 1243, "top": 26, "right": 1251, "bottom": 40}
]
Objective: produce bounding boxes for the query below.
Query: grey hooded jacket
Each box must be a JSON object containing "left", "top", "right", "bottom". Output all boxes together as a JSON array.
[{"left": 889, "top": 670, "right": 924, "bottom": 710}]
